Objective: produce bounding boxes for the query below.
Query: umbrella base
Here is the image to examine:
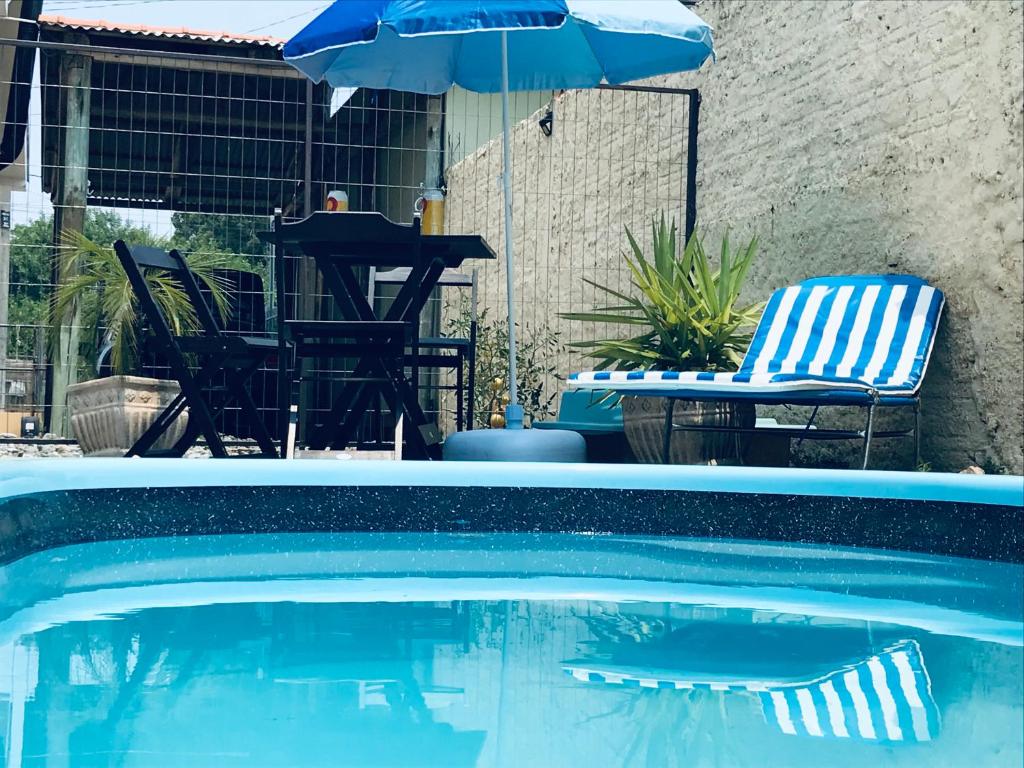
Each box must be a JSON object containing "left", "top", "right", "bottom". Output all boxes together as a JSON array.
[{"left": 443, "top": 428, "right": 585, "bottom": 462}]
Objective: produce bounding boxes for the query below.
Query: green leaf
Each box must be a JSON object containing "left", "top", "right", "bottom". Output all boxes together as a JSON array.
[
  {"left": 718, "top": 230, "right": 731, "bottom": 312},
  {"left": 567, "top": 215, "right": 763, "bottom": 373},
  {"left": 48, "top": 230, "right": 238, "bottom": 375}
]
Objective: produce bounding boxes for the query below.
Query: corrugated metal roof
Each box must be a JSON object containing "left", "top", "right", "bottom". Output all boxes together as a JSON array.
[{"left": 37, "top": 14, "right": 285, "bottom": 48}]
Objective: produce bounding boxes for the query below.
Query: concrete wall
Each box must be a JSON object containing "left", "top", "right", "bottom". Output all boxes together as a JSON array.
[
  {"left": 444, "top": 85, "right": 692, "bottom": 388},
  {"left": 445, "top": 86, "right": 552, "bottom": 167},
  {"left": 444, "top": 0, "right": 1023, "bottom": 473}
]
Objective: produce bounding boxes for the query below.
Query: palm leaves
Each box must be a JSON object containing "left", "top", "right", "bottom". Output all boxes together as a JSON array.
[
  {"left": 562, "top": 215, "right": 763, "bottom": 372},
  {"left": 48, "top": 230, "right": 233, "bottom": 375}
]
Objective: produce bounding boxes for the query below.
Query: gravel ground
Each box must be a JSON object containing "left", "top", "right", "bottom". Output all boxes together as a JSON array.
[
  {"left": 0, "top": 434, "right": 262, "bottom": 459},
  {"left": 0, "top": 435, "right": 990, "bottom": 471}
]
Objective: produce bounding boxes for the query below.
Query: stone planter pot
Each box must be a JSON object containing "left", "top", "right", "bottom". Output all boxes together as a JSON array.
[
  {"left": 66, "top": 376, "right": 188, "bottom": 457},
  {"left": 621, "top": 396, "right": 756, "bottom": 464}
]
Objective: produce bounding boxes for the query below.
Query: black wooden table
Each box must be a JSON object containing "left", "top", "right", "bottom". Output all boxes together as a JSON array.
[{"left": 266, "top": 212, "right": 495, "bottom": 459}]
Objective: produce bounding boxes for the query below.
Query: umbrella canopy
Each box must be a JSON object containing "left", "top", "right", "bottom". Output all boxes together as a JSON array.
[
  {"left": 284, "top": 0, "right": 714, "bottom": 423},
  {"left": 284, "top": 0, "right": 714, "bottom": 93}
]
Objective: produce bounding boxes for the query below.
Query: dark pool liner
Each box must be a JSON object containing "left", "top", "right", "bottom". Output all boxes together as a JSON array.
[{"left": 0, "top": 459, "right": 1020, "bottom": 564}]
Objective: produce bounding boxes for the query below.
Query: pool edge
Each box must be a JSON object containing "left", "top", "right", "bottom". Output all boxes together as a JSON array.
[{"left": 0, "top": 459, "right": 1020, "bottom": 507}]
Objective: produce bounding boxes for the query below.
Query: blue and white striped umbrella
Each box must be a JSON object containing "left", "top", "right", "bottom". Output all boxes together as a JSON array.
[
  {"left": 564, "top": 639, "right": 940, "bottom": 744},
  {"left": 284, "top": 1, "right": 714, "bottom": 420}
]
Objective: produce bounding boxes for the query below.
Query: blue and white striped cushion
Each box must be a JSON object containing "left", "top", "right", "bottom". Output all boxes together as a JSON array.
[
  {"left": 564, "top": 639, "right": 939, "bottom": 744},
  {"left": 568, "top": 369, "right": 880, "bottom": 395},
  {"left": 570, "top": 275, "right": 944, "bottom": 397},
  {"left": 759, "top": 640, "right": 939, "bottom": 743}
]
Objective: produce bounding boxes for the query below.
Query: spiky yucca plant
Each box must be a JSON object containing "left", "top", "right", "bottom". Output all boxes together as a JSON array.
[
  {"left": 48, "top": 230, "right": 233, "bottom": 375},
  {"left": 562, "top": 215, "right": 764, "bottom": 372}
]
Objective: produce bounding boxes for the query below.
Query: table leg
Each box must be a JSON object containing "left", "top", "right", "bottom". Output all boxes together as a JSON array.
[
  {"left": 306, "top": 257, "right": 446, "bottom": 457},
  {"left": 317, "top": 373, "right": 377, "bottom": 450},
  {"left": 390, "top": 364, "right": 442, "bottom": 460},
  {"left": 316, "top": 351, "right": 439, "bottom": 458}
]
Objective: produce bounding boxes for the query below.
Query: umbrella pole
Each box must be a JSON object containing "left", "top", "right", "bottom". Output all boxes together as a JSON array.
[{"left": 500, "top": 31, "right": 523, "bottom": 429}]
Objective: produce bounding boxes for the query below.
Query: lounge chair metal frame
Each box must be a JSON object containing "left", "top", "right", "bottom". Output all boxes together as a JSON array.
[
  {"left": 658, "top": 394, "right": 920, "bottom": 470},
  {"left": 570, "top": 275, "right": 944, "bottom": 470}
]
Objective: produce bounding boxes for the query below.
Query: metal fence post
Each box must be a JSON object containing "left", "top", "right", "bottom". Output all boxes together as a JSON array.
[
  {"left": 685, "top": 89, "right": 701, "bottom": 247},
  {"left": 295, "top": 79, "right": 316, "bottom": 446}
]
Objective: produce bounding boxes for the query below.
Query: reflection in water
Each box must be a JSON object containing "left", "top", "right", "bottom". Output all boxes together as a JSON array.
[
  {"left": 1, "top": 599, "right": 1021, "bottom": 767},
  {"left": 566, "top": 618, "right": 940, "bottom": 743}
]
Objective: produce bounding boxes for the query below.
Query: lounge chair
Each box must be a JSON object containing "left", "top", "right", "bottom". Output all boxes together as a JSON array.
[{"left": 569, "top": 275, "right": 944, "bottom": 469}]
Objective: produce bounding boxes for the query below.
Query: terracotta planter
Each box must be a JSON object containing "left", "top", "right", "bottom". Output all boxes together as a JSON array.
[
  {"left": 66, "top": 376, "right": 188, "bottom": 456},
  {"left": 621, "top": 396, "right": 756, "bottom": 464}
]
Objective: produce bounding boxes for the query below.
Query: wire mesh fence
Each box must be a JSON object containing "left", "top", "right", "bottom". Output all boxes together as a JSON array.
[
  {"left": 0, "top": 29, "right": 693, "bottom": 446},
  {"left": 444, "top": 85, "right": 695, "bottom": 427}
]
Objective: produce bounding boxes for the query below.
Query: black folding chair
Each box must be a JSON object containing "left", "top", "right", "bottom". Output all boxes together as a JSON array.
[
  {"left": 114, "top": 240, "right": 279, "bottom": 458},
  {"left": 368, "top": 266, "right": 478, "bottom": 432}
]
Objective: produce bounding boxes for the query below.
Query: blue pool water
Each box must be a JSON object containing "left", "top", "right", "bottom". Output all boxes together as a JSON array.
[{"left": 1, "top": 531, "right": 1021, "bottom": 767}]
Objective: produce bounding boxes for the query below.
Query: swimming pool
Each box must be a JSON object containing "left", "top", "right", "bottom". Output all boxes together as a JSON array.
[{"left": 1, "top": 460, "right": 1021, "bottom": 766}]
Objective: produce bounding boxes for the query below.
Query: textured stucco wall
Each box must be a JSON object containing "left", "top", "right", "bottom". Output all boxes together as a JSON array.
[
  {"left": 445, "top": 87, "right": 692, "bottom": 385},
  {"left": 445, "top": 0, "right": 1024, "bottom": 472}
]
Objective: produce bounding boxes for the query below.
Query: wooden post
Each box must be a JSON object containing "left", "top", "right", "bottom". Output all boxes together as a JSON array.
[{"left": 49, "top": 44, "right": 91, "bottom": 436}]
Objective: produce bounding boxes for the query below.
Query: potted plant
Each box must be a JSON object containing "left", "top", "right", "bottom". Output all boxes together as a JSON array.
[
  {"left": 49, "top": 231, "right": 231, "bottom": 456},
  {"left": 561, "top": 215, "right": 763, "bottom": 463},
  {"left": 444, "top": 305, "right": 564, "bottom": 429}
]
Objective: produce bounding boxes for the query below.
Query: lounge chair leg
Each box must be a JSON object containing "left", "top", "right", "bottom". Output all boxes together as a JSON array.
[
  {"left": 662, "top": 398, "right": 675, "bottom": 464},
  {"left": 796, "top": 406, "right": 819, "bottom": 449},
  {"left": 861, "top": 401, "right": 877, "bottom": 470},
  {"left": 913, "top": 400, "right": 922, "bottom": 469},
  {"left": 734, "top": 402, "right": 747, "bottom": 465}
]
